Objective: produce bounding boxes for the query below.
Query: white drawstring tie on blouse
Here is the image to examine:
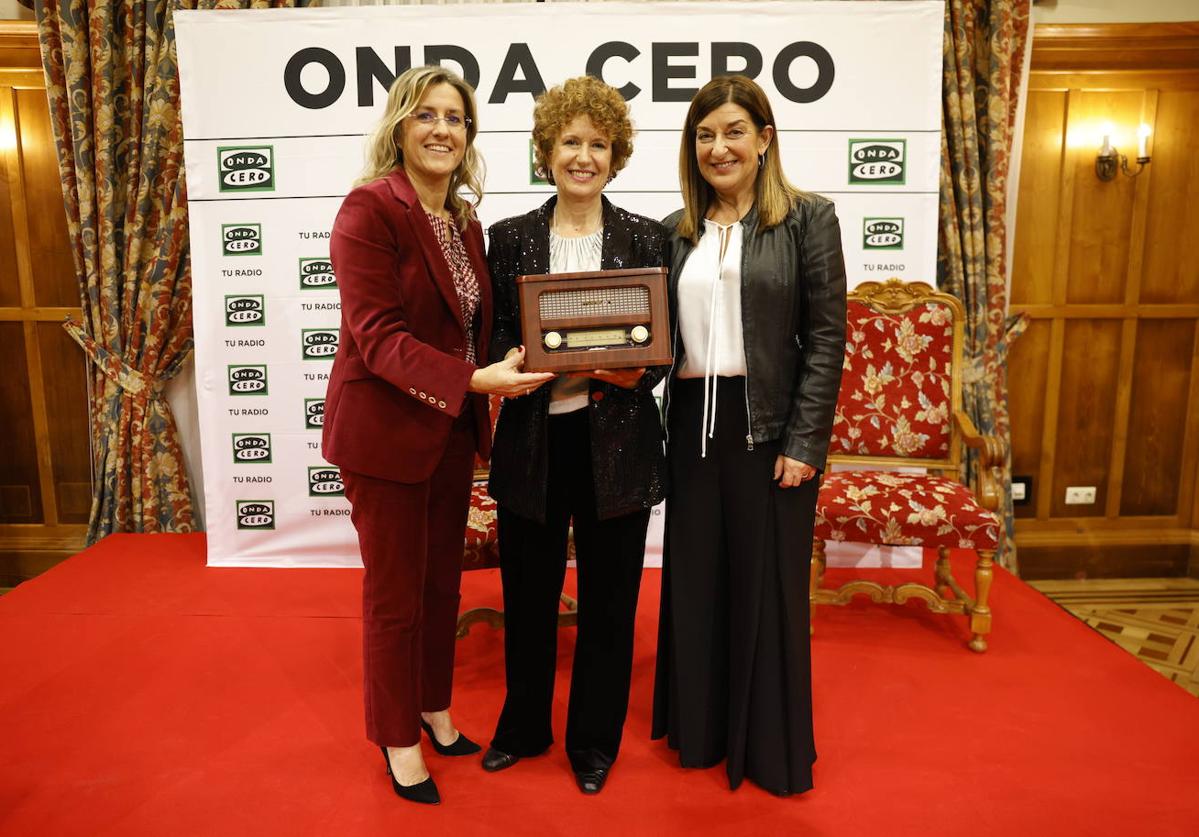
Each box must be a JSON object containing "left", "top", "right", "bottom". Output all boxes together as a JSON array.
[{"left": 699, "top": 222, "right": 736, "bottom": 458}]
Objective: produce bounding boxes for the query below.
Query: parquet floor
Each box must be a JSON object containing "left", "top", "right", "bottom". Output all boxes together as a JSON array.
[{"left": 1030, "top": 577, "right": 1199, "bottom": 698}]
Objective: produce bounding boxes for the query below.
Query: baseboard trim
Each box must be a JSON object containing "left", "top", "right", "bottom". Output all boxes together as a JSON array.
[
  {"left": 1017, "top": 527, "right": 1196, "bottom": 549},
  {"left": 0, "top": 526, "right": 87, "bottom": 587},
  {"left": 1018, "top": 536, "right": 1193, "bottom": 580}
]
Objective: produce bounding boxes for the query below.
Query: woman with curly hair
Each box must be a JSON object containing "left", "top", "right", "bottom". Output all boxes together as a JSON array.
[{"left": 481, "top": 76, "right": 667, "bottom": 795}]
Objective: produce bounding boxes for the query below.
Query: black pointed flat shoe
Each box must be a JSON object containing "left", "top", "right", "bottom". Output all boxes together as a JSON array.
[
  {"left": 381, "top": 746, "right": 441, "bottom": 805},
  {"left": 420, "top": 719, "right": 482, "bottom": 756},
  {"left": 574, "top": 766, "right": 609, "bottom": 795},
  {"left": 481, "top": 747, "right": 520, "bottom": 772}
]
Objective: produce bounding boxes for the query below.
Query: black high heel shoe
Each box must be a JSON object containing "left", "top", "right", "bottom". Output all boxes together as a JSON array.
[
  {"left": 380, "top": 746, "right": 440, "bottom": 805},
  {"left": 420, "top": 719, "right": 482, "bottom": 756}
]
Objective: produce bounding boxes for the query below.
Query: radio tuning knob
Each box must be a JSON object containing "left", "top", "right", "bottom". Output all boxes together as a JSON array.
[
  {"left": 630, "top": 325, "right": 649, "bottom": 344},
  {"left": 544, "top": 331, "right": 563, "bottom": 349}
]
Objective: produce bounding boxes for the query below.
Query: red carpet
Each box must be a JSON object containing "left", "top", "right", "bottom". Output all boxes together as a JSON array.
[{"left": 1, "top": 534, "right": 1196, "bottom": 836}]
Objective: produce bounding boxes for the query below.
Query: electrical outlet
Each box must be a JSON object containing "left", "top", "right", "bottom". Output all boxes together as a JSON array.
[
  {"left": 1064, "top": 486, "right": 1097, "bottom": 505},
  {"left": 1012, "top": 476, "right": 1032, "bottom": 504}
]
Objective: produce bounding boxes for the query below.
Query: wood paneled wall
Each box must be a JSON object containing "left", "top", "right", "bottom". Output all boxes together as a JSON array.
[
  {"left": 0, "top": 21, "right": 87, "bottom": 586},
  {"left": 1010, "top": 23, "right": 1199, "bottom": 579}
]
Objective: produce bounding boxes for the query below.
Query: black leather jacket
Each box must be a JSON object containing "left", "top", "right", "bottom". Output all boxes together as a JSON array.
[
  {"left": 487, "top": 196, "right": 668, "bottom": 523},
  {"left": 663, "top": 192, "right": 847, "bottom": 468}
]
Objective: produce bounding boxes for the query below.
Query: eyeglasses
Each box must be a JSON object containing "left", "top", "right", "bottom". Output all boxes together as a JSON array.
[{"left": 408, "top": 111, "right": 472, "bottom": 131}]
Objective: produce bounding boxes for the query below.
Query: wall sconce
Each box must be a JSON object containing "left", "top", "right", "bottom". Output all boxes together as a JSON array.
[{"left": 1096, "top": 123, "right": 1151, "bottom": 181}]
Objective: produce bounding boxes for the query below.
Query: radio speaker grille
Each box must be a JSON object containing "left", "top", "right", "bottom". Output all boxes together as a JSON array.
[{"left": 539, "top": 286, "right": 650, "bottom": 319}]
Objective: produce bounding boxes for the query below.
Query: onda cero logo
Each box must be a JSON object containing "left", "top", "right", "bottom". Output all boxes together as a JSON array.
[
  {"left": 228, "top": 364, "right": 268, "bottom": 395},
  {"left": 236, "top": 500, "right": 275, "bottom": 530},
  {"left": 308, "top": 466, "right": 345, "bottom": 497},
  {"left": 862, "top": 218, "right": 905, "bottom": 251},
  {"left": 848, "top": 139, "right": 906, "bottom": 185},
  {"left": 299, "top": 257, "right": 336, "bottom": 290},
  {"left": 231, "top": 433, "right": 272, "bottom": 464},
  {"left": 222, "top": 223, "right": 262, "bottom": 256},
  {"left": 304, "top": 398, "right": 325, "bottom": 430},
  {"left": 302, "top": 328, "right": 339, "bottom": 360},
  {"left": 218, "top": 146, "right": 275, "bottom": 192},
  {"left": 225, "top": 295, "right": 265, "bottom": 327}
]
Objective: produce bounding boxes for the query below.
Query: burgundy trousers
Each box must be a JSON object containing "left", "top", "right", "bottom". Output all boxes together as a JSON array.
[{"left": 341, "top": 413, "right": 476, "bottom": 747}]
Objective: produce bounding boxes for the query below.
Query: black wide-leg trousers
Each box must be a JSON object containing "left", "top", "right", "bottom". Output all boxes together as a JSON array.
[
  {"left": 491, "top": 408, "right": 651, "bottom": 773},
  {"left": 652, "top": 377, "right": 818, "bottom": 795}
]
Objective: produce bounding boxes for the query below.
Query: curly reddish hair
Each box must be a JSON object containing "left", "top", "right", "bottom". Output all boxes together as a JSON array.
[{"left": 531, "top": 76, "right": 634, "bottom": 181}]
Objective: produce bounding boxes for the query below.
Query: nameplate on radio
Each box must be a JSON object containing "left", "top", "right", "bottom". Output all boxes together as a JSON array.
[{"left": 516, "top": 267, "right": 672, "bottom": 373}]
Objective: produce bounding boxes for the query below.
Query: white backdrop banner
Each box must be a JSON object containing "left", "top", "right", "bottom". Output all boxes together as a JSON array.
[{"left": 176, "top": 0, "right": 944, "bottom": 567}]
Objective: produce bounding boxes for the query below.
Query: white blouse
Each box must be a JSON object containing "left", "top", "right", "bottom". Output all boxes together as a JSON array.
[
  {"left": 677, "top": 219, "right": 748, "bottom": 379},
  {"left": 675, "top": 219, "right": 749, "bottom": 457},
  {"left": 547, "top": 228, "right": 603, "bottom": 415}
]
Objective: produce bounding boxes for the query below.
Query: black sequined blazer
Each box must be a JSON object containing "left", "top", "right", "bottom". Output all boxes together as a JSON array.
[{"left": 486, "top": 195, "right": 668, "bottom": 523}]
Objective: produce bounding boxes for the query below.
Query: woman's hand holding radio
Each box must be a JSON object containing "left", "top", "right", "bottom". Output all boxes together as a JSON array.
[{"left": 470, "top": 346, "right": 555, "bottom": 397}]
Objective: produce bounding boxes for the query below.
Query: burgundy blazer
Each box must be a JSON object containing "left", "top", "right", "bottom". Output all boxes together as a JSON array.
[{"left": 321, "top": 167, "right": 493, "bottom": 483}]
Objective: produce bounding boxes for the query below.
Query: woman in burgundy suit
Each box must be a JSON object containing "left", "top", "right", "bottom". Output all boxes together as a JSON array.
[{"left": 322, "top": 66, "right": 553, "bottom": 805}]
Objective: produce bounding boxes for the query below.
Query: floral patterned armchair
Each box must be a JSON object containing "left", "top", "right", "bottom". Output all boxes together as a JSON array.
[
  {"left": 811, "top": 279, "right": 1004, "bottom": 652},
  {"left": 457, "top": 394, "right": 579, "bottom": 637}
]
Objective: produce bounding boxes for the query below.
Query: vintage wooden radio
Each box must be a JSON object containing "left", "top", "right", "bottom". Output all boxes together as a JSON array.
[{"left": 516, "top": 267, "right": 672, "bottom": 373}]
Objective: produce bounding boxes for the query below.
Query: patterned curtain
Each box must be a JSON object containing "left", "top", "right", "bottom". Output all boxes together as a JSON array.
[
  {"left": 937, "top": 0, "right": 1031, "bottom": 572},
  {"left": 35, "top": 0, "right": 294, "bottom": 543}
]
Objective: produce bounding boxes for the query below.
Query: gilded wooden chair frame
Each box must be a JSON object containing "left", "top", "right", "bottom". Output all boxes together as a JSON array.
[{"left": 810, "top": 279, "right": 1005, "bottom": 652}]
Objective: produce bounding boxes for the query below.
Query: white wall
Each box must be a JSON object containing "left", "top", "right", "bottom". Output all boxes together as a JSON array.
[
  {"left": 1034, "top": 0, "right": 1199, "bottom": 24},
  {"left": 167, "top": 359, "right": 205, "bottom": 530},
  {"left": 0, "top": 1, "right": 34, "bottom": 22},
  {"left": 8, "top": 0, "right": 1182, "bottom": 28}
]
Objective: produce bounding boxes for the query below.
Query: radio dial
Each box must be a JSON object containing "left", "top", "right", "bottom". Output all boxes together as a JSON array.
[
  {"left": 544, "top": 331, "right": 563, "bottom": 350},
  {"left": 630, "top": 325, "right": 650, "bottom": 344}
]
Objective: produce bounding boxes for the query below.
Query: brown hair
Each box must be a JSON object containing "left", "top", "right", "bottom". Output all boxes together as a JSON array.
[
  {"left": 356, "top": 66, "right": 484, "bottom": 225},
  {"left": 675, "top": 75, "right": 800, "bottom": 243},
  {"left": 531, "top": 76, "right": 634, "bottom": 182}
]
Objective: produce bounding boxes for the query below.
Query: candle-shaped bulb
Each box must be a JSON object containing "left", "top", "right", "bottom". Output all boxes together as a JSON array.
[{"left": 1137, "top": 124, "right": 1151, "bottom": 159}]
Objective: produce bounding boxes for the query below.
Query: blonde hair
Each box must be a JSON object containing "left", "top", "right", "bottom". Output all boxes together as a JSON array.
[
  {"left": 676, "top": 75, "right": 800, "bottom": 243},
  {"left": 356, "top": 66, "right": 484, "bottom": 225},
  {"left": 531, "top": 76, "right": 634, "bottom": 182}
]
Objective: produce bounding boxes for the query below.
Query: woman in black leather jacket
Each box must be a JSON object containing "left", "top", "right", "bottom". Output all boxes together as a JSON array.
[
  {"left": 482, "top": 76, "right": 667, "bottom": 796},
  {"left": 651, "top": 75, "right": 847, "bottom": 797}
]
